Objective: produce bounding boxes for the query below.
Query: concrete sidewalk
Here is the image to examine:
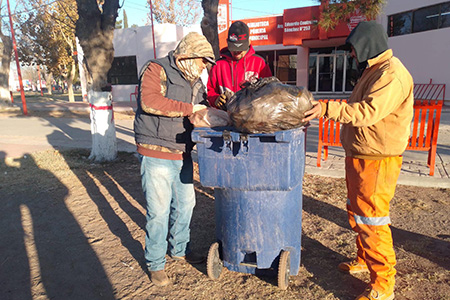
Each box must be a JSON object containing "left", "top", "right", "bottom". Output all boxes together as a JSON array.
[
  {"left": 6, "top": 96, "right": 137, "bottom": 113},
  {"left": 3, "top": 98, "right": 450, "bottom": 188}
]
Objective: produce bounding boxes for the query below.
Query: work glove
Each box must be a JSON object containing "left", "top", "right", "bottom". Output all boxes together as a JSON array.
[
  {"left": 215, "top": 94, "right": 228, "bottom": 111},
  {"left": 215, "top": 91, "right": 235, "bottom": 111},
  {"left": 192, "top": 104, "right": 207, "bottom": 114}
]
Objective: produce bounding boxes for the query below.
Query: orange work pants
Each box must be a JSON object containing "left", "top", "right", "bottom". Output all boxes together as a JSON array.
[{"left": 345, "top": 156, "right": 402, "bottom": 293}]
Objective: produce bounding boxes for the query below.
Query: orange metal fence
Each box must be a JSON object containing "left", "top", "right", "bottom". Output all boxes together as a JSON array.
[
  {"left": 316, "top": 81, "right": 445, "bottom": 176},
  {"left": 413, "top": 79, "right": 446, "bottom": 104},
  {"left": 130, "top": 85, "right": 138, "bottom": 103}
]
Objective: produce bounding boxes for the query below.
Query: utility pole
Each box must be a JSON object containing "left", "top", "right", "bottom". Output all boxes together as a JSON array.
[
  {"left": 37, "top": 65, "right": 43, "bottom": 96},
  {"left": 149, "top": 0, "right": 157, "bottom": 59},
  {"left": 6, "top": 0, "right": 27, "bottom": 115}
]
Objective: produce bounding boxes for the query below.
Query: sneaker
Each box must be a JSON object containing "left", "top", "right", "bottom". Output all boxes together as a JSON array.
[
  {"left": 338, "top": 259, "right": 369, "bottom": 274},
  {"left": 171, "top": 252, "right": 205, "bottom": 264},
  {"left": 149, "top": 270, "right": 170, "bottom": 287},
  {"left": 355, "top": 287, "right": 394, "bottom": 300}
]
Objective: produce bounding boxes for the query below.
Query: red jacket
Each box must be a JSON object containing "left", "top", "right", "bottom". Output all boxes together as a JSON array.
[{"left": 207, "top": 45, "right": 272, "bottom": 107}]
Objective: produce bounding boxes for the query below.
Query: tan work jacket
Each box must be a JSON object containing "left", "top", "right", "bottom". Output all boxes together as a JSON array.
[{"left": 321, "top": 49, "right": 414, "bottom": 159}]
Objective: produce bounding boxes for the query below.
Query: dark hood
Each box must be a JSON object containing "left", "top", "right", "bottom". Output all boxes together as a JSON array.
[{"left": 344, "top": 21, "right": 389, "bottom": 64}]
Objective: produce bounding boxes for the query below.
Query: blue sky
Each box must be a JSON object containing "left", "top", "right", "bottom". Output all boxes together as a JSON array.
[
  {"left": 4, "top": 0, "right": 320, "bottom": 27},
  {"left": 231, "top": 0, "right": 319, "bottom": 20},
  {"left": 120, "top": 0, "right": 320, "bottom": 27}
]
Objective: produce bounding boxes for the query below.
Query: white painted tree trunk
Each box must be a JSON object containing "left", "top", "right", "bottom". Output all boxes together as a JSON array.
[
  {"left": 88, "top": 90, "right": 117, "bottom": 162},
  {"left": 76, "top": 38, "right": 88, "bottom": 102},
  {"left": 0, "top": 86, "right": 11, "bottom": 102}
]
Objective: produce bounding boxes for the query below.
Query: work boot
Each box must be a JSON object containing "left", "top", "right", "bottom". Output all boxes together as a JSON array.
[
  {"left": 149, "top": 270, "right": 170, "bottom": 287},
  {"left": 171, "top": 252, "right": 205, "bottom": 264},
  {"left": 355, "top": 287, "right": 394, "bottom": 300},
  {"left": 338, "top": 259, "right": 369, "bottom": 274}
]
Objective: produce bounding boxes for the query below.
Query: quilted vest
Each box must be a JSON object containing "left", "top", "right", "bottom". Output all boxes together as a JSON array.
[{"left": 134, "top": 51, "right": 205, "bottom": 152}]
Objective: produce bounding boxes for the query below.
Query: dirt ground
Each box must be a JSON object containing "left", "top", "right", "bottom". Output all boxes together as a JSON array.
[{"left": 1, "top": 146, "right": 449, "bottom": 300}]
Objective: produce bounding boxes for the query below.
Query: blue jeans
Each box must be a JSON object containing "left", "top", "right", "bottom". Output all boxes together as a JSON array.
[{"left": 139, "top": 154, "right": 196, "bottom": 271}]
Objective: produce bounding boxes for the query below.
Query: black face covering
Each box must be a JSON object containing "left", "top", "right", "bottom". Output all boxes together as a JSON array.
[
  {"left": 345, "top": 21, "right": 389, "bottom": 64},
  {"left": 358, "top": 61, "right": 368, "bottom": 75}
]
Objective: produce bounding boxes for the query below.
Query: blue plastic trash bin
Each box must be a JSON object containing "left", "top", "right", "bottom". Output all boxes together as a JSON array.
[{"left": 191, "top": 126, "right": 306, "bottom": 289}]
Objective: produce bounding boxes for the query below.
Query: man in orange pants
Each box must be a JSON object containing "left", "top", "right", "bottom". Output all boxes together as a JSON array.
[{"left": 303, "top": 21, "right": 414, "bottom": 300}]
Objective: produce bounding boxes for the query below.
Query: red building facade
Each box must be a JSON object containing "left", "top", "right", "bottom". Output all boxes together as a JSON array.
[{"left": 217, "top": 0, "right": 368, "bottom": 94}]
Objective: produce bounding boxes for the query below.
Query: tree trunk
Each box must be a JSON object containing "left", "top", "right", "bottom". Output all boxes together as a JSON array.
[
  {"left": 201, "top": 0, "right": 220, "bottom": 60},
  {"left": 88, "top": 91, "right": 117, "bottom": 162},
  {"left": 76, "top": 37, "right": 88, "bottom": 102},
  {"left": 46, "top": 72, "right": 53, "bottom": 95},
  {"left": 76, "top": 0, "right": 117, "bottom": 91},
  {"left": 0, "top": 28, "right": 12, "bottom": 103},
  {"left": 67, "top": 60, "right": 76, "bottom": 102},
  {"left": 76, "top": 0, "right": 119, "bottom": 162}
]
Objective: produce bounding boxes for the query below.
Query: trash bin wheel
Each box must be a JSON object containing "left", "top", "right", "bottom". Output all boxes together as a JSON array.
[
  {"left": 278, "top": 250, "right": 290, "bottom": 290},
  {"left": 207, "top": 242, "right": 223, "bottom": 280}
]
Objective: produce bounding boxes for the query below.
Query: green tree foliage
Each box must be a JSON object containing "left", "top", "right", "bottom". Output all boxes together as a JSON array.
[
  {"left": 317, "top": 0, "right": 386, "bottom": 31},
  {"left": 115, "top": 10, "right": 129, "bottom": 29}
]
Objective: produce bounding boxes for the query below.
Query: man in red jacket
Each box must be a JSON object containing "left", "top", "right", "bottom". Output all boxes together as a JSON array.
[{"left": 207, "top": 21, "right": 272, "bottom": 110}]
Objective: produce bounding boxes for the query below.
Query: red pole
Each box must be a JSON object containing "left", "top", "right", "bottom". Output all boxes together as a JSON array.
[
  {"left": 37, "top": 65, "right": 43, "bottom": 96},
  {"left": 149, "top": 0, "right": 157, "bottom": 59},
  {"left": 6, "top": 0, "right": 27, "bottom": 115}
]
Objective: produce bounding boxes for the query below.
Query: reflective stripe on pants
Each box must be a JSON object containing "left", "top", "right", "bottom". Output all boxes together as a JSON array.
[{"left": 345, "top": 156, "right": 402, "bottom": 293}]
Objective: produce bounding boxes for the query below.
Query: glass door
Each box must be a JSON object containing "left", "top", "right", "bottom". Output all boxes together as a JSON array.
[
  {"left": 308, "top": 56, "right": 317, "bottom": 92},
  {"left": 318, "top": 55, "right": 334, "bottom": 92},
  {"left": 335, "top": 55, "right": 345, "bottom": 92},
  {"left": 308, "top": 48, "right": 358, "bottom": 94},
  {"left": 275, "top": 49, "right": 297, "bottom": 85},
  {"left": 345, "top": 56, "right": 359, "bottom": 91},
  {"left": 256, "top": 49, "right": 297, "bottom": 85}
]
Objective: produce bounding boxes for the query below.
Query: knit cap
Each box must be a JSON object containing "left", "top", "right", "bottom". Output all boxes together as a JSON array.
[{"left": 173, "top": 32, "right": 216, "bottom": 64}]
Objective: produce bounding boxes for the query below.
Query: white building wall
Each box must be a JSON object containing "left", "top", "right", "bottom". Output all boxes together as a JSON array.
[
  {"left": 380, "top": 0, "right": 450, "bottom": 102},
  {"left": 112, "top": 23, "right": 202, "bottom": 101}
]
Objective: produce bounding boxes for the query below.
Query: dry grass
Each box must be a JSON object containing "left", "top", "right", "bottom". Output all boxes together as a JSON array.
[{"left": 0, "top": 149, "right": 449, "bottom": 300}]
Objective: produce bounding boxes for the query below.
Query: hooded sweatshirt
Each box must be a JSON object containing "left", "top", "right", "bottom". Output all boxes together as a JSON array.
[
  {"left": 133, "top": 32, "right": 214, "bottom": 160},
  {"left": 320, "top": 21, "right": 414, "bottom": 159},
  {"left": 207, "top": 45, "right": 272, "bottom": 107}
]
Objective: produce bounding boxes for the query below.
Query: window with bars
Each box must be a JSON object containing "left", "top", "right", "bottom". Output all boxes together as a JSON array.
[
  {"left": 107, "top": 56, "right": 139, "bottom": 85},
  {"left": 388, "top": 1, "right": 450, "bottom": 37}
]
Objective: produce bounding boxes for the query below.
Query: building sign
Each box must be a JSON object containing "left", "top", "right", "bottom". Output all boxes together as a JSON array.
[
  {"left": 219, "top": 15, "right": 283, "bottom": 49},
  {"left": 348, "top": 12, "right": 367, "bottom": 31},
  {"left": 283, "top": 6, "right": 320, "bottom": 45},
  {"left": 217, "top": 3, "right": 366, "bottom": 48},
  {"left": 218, "top": 3, "right": 228, "bottom": 34},
  {"left": 246, "top": 16, "right": 283, "bottom": 46},
  {"left": 325, "top": 11, "right": 368, "bottom": 39},
  {"left": 218, "top": 0, "right": 230, "bottom": 50}
]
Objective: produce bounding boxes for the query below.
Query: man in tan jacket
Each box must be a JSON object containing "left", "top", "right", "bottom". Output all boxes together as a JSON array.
[{"left": 303, "top": 21, "right": 414, "bottom": 300}]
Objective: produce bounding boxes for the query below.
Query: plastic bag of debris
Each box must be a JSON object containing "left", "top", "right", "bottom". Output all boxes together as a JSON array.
[
  {"left": 227, "top": 77, "right": 314, "bottom": 133},
  {"left": 189, "top": 107, "right": 231, "bottom": 128}
]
